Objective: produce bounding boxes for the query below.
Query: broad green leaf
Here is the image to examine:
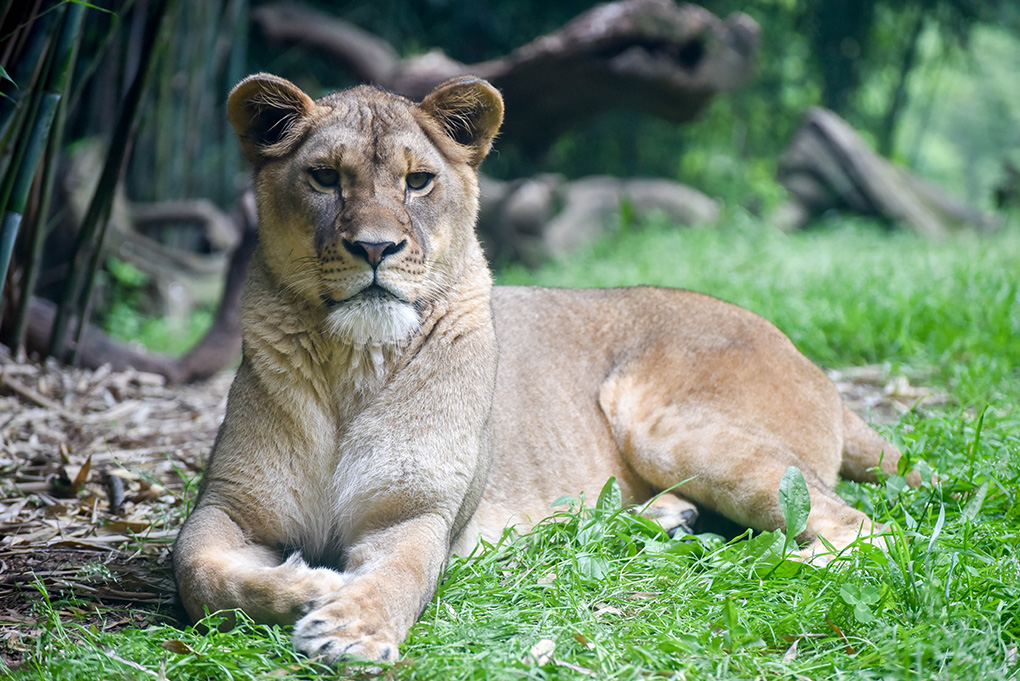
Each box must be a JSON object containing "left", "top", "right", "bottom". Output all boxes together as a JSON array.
[
  {"left": 744, "top": 530, "right": 785, "bottom": 559},
  {"left": 576, "top": 553, "right": 609, "bottom": 580},
  {"left": 628, "top": 514, "right": 669, "bottom": 539},
  {"left": 853, "top": 602, "right": 876, "bottom": 624},
  {"left": 778, "top": 466, "right": 810, "bottom": 549},
  {"left": 840, "top": 583, "right": 880, "bottom": 624},
  {"left": 576, "top": 518, "right": 603, "bottom": 545},
  {"left": 902, "top": 507, "right": 917, "bottom": 530},
  {"left": 596, "top": 477, "right": 622, "bottom": 511},
  {"left": 663, "top": 538, "right": 705, "bottom": 558},
  {"left": 896, "top": 447, "right": 913, "bottom": 476},
  {"left": 859, "top": 585, "right": 880, "bottom": 605},
  {"left": 839, "top": 584, "right": 861, "bottom": 604},
  {"left": 549, "top": 495, "right": 578, "bottom": 509},
  {"left": 884, "top": 474, "right": 907, "bottom": 502},
  {"left": 723, "top": 597, "right": 739, "bottom": 632},
  {"left": 916, "top": 460, "right": 935, "bottom": 486}
]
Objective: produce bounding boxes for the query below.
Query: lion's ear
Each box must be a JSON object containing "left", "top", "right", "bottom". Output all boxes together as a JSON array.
[
  {"left": 227, "top": 73, "right": 321, "bottom": 164},
  {"left": 420, "top": 77, "right": 504, "bottom": 167}
]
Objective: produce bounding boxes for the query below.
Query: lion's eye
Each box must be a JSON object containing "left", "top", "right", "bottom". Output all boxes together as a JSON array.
[
  {"left": 309, "top": 167, "right": 340, "bottom": 190},
  {"left": 406, "top": 172, "right": 434, "bottom": 191}
]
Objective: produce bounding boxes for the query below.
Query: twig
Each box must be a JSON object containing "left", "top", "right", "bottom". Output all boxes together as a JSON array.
[{"left": 0, "top": 372, "right": 71, "bottom": 417}]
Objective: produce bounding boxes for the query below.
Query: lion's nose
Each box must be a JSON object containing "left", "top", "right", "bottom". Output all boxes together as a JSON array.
[{"left": 343, "top": 239, "right": 406, "bottom": 268}]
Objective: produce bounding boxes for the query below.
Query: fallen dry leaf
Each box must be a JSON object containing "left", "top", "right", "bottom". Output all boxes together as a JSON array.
[
  {"left": 593, "top": 604, "right": 623, "bottom": 617},
  {"left": 572, "top": 632, "right": 594, "bottom": 649},
  {"left": 525, "top": 638, "right": 556, "bottom": 666},
  {"left": 161, "top": 639, "right": 203, "bottom": 656}
]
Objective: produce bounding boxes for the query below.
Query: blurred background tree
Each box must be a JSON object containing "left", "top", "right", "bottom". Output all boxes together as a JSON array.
[
  {"left": 5, "top": 0, "right": 1016, "bottom": 216},
  {"left": 685, "top": 0, "right": 1020, "bottom": 209},
  {"left": 250, "top": 0, "right": 1018, "bottom": 210}
]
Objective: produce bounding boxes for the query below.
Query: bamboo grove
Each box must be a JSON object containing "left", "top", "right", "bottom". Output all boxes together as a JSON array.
[{"left": 0, "top": 0, "right": 246, "bottom": 364}]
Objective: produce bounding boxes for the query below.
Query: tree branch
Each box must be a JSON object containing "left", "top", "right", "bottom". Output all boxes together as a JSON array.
[{"left": 253, "top": 0, "right": 760, "bottom": 156}]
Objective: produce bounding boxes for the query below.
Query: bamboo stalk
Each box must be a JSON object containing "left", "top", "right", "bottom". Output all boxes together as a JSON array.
[
  {"left": 0, "top": 89, "right": 46, "bottom": 312},
  {"left": 184, "top": 2, "right": 216, "bottom": 199},
  {"left": 0, "top": 3, "right": 82, "bottom": 304},
  {"left": 0, "top": 62, "right": 47, "bottom": 221},
  {"left": 165, "top": 1, "right": 188, "bottom": 199},
  {"left": 0, "top": 3, "right": 14, "bottom": 40},
  {"left": 0, "top": 1, "right": 57, "bottom": 142},
  {"left": 45, "top": 0, "right": 177, "bottom": 363},
  {"left": 152, "top": 20, "right": 173, "bottom": 201},
  {"left": 0, "top": 0, "right": 45, "bottom": 67},
  {"left": 10, "top": 80, "right": 68, "bottom": 355},
  {"left": 67, "top": 1, "right": 132, "bottom": 115}
]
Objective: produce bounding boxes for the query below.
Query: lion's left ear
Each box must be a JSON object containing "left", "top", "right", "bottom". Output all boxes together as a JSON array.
[{"left": 420, "top": 77, "right": 504, "bottom": 167}]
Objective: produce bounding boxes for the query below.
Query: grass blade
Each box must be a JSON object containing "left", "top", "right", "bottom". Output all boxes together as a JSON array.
[{"left": 926, "top": 504, "right": 945, "bottom": 554}]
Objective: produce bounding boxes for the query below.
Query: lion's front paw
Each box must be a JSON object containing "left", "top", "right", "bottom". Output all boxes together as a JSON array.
[{"left": 293, "top": 601, "right": 398, "bottom": 664}]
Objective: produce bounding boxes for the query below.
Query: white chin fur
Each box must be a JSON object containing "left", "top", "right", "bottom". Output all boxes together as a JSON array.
[{"left": 324, "top": 297, "right": 419, "bottom": 347}]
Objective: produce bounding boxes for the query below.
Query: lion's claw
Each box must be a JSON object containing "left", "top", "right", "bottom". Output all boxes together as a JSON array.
[{"left": 293, "top": 605, "right": 397, "bottom": 664}]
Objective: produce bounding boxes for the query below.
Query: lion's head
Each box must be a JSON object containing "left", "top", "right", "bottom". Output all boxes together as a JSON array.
[{"left": 227, "top": 74, "right": 503, "bottom": 347}]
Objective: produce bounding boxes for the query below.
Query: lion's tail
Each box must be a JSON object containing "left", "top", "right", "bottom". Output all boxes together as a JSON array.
[{"left": 839, "top": 405, "right": 921, "bottom": 486}]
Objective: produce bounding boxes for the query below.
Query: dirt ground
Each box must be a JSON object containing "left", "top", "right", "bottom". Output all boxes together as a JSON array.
[
  {"left": 0, "top": 347, "right": 946, "bottom": 665},
  {"left": 0, "top": 349, "right": 232, "bottom": 665}
]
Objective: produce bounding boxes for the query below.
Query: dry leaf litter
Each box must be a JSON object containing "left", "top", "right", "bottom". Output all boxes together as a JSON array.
[{"left": 0, "top": 348, "right": 231, "bottom": 664}]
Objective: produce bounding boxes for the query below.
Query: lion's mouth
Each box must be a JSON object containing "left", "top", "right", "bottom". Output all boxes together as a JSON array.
[{"left": 322, "top": 283, "right": 398, "bottom": 309}]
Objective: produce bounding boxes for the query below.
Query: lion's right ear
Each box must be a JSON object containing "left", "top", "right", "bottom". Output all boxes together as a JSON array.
[
  {"left": 227, "top": 74, "right": 322, "bottom": 164},
  {"left": 420, "top": 77, "right": 504, "bottom": 167}
]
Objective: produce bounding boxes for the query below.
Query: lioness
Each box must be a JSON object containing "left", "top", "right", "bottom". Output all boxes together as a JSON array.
[{"left": 174, "top": 74, "right": 916, "bottom": 663}]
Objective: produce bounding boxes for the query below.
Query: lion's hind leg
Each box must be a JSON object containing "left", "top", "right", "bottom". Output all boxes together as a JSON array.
[{"left": 599, "top": 371, "right": 882, "bottom": 562}]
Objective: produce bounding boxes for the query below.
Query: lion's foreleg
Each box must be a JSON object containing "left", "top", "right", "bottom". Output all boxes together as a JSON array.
[{"left": 173, "top": 505, "right": 348, "bottom": 625}]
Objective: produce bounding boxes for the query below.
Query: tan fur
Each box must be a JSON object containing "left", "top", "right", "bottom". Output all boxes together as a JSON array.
[{"left": 174, "top": 75, "right": 917, "bottom": 664}]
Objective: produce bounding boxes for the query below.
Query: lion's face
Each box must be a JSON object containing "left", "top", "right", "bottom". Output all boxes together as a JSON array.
[{"left": 228, "top": 75, "right": 503, "bottom": 346}]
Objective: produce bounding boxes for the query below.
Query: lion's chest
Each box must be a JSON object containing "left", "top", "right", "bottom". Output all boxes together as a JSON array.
[{"left": 265, "top": 366, "right": 398, "bottom": 565}]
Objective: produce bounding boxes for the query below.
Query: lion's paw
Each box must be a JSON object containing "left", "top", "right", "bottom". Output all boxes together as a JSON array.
[
  {"left": 642, "top": 493, "right": 699, "bottom": 537},
  {"left": 293, "top": 603, "right": 398, "bottom": 664},
  {"left": 275, "top": 553, "right": 350, "bottom": 619}
]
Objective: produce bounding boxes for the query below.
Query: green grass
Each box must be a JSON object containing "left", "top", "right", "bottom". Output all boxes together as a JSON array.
[{"left": 6, "top": 213, "right": 1019, "bottom": 680}]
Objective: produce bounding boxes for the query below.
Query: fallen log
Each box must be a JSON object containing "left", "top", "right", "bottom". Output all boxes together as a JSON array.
[
  {"left": 479, "top": 174, "right": 718, "bottom": 263},
  {"left": 20, "top": 193, "right": 257, "bottom": 384},
  {"left": 776, "top": 107, "right": 995, "bottom": 236}
]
